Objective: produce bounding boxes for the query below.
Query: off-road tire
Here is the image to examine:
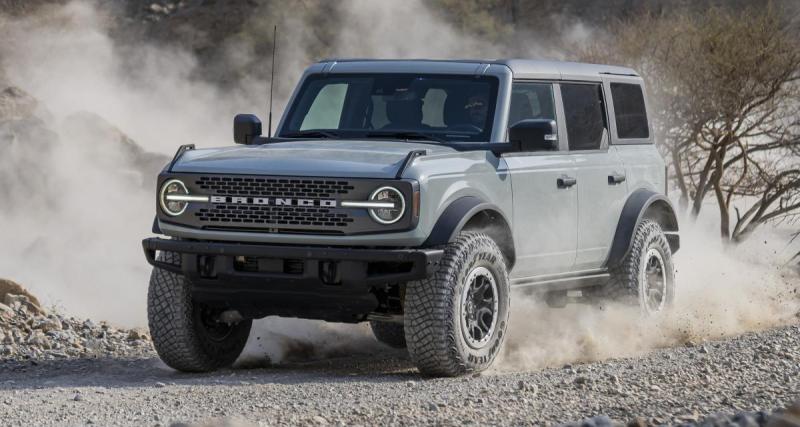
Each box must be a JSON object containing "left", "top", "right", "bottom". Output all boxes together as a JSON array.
[
  {"left": 404, "top": 232, "right": 510, "bottom": 377},
  {"left": 369, "top": 321, "right": 407, "bottom": 349},
  {"left": 147, "top": 251, "right": 252, "bottom": 372},
  {"left": 605, "top": 219, "right": 675, "bottom": 313}
]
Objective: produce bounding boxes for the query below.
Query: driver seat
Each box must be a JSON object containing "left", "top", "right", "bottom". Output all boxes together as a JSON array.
[{"left": 382, "top": 99, "right": 425, "bottom": 130}]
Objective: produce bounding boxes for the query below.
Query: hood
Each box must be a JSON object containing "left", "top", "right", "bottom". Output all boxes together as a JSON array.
[{"left": 171, "top": 139, "right": 456, "bottom": 178}]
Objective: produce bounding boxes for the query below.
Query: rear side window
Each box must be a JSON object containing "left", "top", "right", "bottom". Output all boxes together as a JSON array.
[
  {"left": 561, "top": 83, "right": 606, "bottom": 150},
  {"left": 610, "top": 83, "right": 649, "bottom": 139}
]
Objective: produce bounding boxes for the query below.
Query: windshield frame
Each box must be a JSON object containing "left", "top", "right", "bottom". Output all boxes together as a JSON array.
[{"left": 278, "top": 73, "right": 501, "bottom": 144}]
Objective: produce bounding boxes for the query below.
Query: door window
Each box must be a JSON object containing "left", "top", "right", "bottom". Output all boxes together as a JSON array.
[
  {"left": 610, "top": 83, "right": 649, "bottom": 139},
  {"left": 508, "top": 82, "right": 555, "bottom": 126},
  {"left": 560, "top": 83, "right": 607, "bottom": 151}
]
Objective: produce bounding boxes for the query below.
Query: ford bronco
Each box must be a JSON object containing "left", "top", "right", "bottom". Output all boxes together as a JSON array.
[{"left": 143, "top": 59, "right": 679, "bottom": 376}]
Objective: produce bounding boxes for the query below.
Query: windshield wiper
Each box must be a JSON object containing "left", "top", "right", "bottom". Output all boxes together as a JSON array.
[
  {"left": 282, "top": 130, "right": 342, "bottom": 139},
  {"left": 365, "top": 131, "right": 447, "bottom": 143}
]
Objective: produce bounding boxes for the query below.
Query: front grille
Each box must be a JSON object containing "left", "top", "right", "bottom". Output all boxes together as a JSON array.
[
  {"left": 193, "top": 176, "right": 356, "bottom": 231},
  {"left": 195, "top": 205, "right": 354, "bottom": 227},
  {"left": 159, "top": 173, "right": 414, "bottom": 235},
  {"left": 196, "top": 176, "right": 355, "bottom": 198}
]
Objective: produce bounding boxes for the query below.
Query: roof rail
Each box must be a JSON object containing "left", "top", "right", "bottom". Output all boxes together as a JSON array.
[{"left": 599, "top": 71, "right": 639, "bottom": 77}]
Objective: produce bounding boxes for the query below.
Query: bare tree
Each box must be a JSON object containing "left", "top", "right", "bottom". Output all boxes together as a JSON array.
[
  {"left": 729, "top": 136, "right": 800, "bottom": 241},
  {"left": 584, "top": 4, "right": 800, "bottom": 242}
]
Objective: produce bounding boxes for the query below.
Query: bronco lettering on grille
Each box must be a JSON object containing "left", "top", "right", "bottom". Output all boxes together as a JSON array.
[{"left": 209, "top": 196, "right": 337, "bottom": 208}]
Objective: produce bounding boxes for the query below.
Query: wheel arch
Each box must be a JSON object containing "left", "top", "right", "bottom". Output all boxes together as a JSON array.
[
  {"left": 606, "top": 189, "right": 679, "bottom": 267},
  {"left": 423, "top": 196, "right": 516, "bottom": 269}
]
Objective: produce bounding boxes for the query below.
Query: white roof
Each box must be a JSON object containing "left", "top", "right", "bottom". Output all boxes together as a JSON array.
[{"left": 314, "top": 58, "right": 639, "bottom": 81}]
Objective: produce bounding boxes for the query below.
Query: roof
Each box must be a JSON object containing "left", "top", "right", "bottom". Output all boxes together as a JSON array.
[{"left": 313, "top": 58, "right": 639, "bottom": 80}]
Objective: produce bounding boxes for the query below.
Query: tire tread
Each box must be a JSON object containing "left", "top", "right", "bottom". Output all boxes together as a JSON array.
[
  {"left": 404, "top": 232, "right": 509, "bottom": 377},
  {"left": 147, "top": 251, "right": 250, "bottom": 372}
]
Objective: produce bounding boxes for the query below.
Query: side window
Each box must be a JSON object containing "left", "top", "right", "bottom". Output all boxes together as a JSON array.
[
  {"left": 610, "top": 83, "right": 649, "bottom": 139},
  {"left": 508, "top": 82, "right": 555, "bottom": 125},
  {"left": 560, "top": 83, "right": 606, "bottom": 151},
  {"left": 300, "top": 83, "right": 348, "bottom": 130}
]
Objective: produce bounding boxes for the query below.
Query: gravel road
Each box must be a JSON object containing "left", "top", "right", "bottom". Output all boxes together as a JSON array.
[{"left": 1, "top": 322, "right": 798, "bottom": 426}]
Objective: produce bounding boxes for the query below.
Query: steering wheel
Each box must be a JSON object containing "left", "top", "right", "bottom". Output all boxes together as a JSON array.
[{"left": 448, "top": 124, "right": 483, "bottom": 133}]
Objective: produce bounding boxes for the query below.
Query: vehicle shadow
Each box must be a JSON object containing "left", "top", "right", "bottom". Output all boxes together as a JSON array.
[{"left": 0, "top": 348, "right": 418, "bottom": 392}]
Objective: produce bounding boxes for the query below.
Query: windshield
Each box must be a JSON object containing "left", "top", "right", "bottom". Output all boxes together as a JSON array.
[{"left": 280, "top": 74, "right": 499, "bottom": 143}]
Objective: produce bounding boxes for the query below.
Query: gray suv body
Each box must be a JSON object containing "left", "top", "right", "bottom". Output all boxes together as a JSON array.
[{"left": 143, "top": 59, "right": 680, "bottom": 376}]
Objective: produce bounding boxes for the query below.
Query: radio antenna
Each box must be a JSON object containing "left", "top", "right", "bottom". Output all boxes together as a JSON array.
[{"left": 268, "top": 25, "right": 277, "bottom": 138}]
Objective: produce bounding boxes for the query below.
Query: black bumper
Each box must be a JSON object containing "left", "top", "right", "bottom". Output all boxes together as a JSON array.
[{"left": 142, "top": 238, "right": 442, "bottom": 322}]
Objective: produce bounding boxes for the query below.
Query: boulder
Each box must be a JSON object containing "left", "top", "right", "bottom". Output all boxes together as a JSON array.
[
  {"left": 767, "top": 400, "right": 800, "bottom": 427},
  {"left": 0, "top": 278, "right": 45, "bottom": 315},
  {"left": 0, "top": 86, "right": 57, "bottom": 211},
  {"left": 0, "top": 86, "right": 39, "bottom": 121},
  {"left": 32, "top": 316, "right": 62, "bottom": 333},
  {"left": 61, "top": 111, "right": 169, "bottom": 187},
  {"left": 0, "top": 301, "right": 12, "bottom": 317}
]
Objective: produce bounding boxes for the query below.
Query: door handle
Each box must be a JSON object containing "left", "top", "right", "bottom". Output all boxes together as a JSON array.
[
  {"left": 608, "top": 173, "right": 626, "bottom": 185},
  {"left": 557, "top": 175, "right": 577, "bottom": 189}
]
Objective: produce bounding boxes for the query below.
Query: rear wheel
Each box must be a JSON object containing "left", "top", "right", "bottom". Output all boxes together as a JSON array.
[
  {"left": 369, "top": 321, "right": 407, "bottom": 349},
  {"left": 404, "top": 232, "right": 510, "bottom": 377},
  {"left": 147, "top": 251, "right": 252, "bottom": 372},
  {"left": 605, "top": 219, "right": 675, "bottom": 314}
]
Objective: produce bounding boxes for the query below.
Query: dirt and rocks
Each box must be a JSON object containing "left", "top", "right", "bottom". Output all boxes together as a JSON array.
[
  {"left": 0, "top": 280, "right": 798, "bottom": 426},
  {"left": 0, "top": 279, "right": 152, "bottom": 361}
]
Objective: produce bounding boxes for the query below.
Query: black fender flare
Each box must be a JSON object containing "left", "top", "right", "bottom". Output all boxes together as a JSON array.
[
  {"left": 606, "top": 189, "right": 680, "bottom": 266},
  {"left": 152, "top": 216, "right": 162, "bottom": 234},
  {"left": 423, "top": 196, "right": 499, "bottom": 246}
]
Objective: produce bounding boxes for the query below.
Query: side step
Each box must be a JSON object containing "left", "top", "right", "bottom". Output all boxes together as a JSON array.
[
  {"left": 510, "top": 269, "right": 610, "bottom": 308},
  {"left": 510, "top": 270, "right": 609, "bottom": 292}
]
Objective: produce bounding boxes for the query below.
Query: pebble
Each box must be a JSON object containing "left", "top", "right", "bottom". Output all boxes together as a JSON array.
[
  {"left": 0, "top": 284, "right": 796, "bottom": 426},
  {"left": 0, "top": 293, "right": 152, "bottom": 362}
]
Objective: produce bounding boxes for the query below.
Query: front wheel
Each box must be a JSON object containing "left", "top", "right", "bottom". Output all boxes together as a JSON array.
[
  {"left": 404, "top": 232, "right": 510, "bottom": 377},
  {"left": 147, "top": 252, "right": 252, "bottom": 372},
  {"left": 605, "top": 219, "right": 675, "bottom": 314}
]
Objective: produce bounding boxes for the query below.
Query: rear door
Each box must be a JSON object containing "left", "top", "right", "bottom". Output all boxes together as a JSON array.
[
  {"left": 504, "top": 82, "right": 578, "bottom": 278},
  {"left": 559, "top": 82, "right": 628, "bottom": 270},
  {"left": 606, "top": 79, "right": 665, "bottom": 196}
]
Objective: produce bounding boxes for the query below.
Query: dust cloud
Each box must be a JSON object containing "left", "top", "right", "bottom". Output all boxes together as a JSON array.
[
  {"left": 0, "top": 0, "right": 521, "bottom": 338},
  {"left": 0, "top": 0, "right": 796, "bottom": 368},
  {"left": 0, "top": 2, "right": 261, "bottom": 326},
  {"left": 497, "top": 215, "right": 800, "bottom": 371}
]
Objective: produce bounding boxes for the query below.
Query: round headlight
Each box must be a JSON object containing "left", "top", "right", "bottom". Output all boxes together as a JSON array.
[
  {"left": 159, "top": 179, "right": 189, "bottom": 216},
  {"left": 369, "top": 186, "right": 406, "bottom": 224}
]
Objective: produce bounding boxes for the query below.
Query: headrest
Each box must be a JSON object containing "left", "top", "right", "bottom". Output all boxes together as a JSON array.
[
  {"left": 385, "top": 99, "right": 423, "bottom": 128},
  {"left": 443, "top": 93, "right": 467, "bottom": 126}
]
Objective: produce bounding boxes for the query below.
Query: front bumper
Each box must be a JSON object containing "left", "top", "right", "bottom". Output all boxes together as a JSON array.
[{"left": 142, "top": 238, "right": 442, "bottom": 322}]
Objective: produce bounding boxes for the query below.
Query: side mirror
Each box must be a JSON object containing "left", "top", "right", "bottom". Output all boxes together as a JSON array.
[
  {"left": 233, "top": 114, "right": 262, "bottom": 145},
  {"left": 508, "top": 119, "right": 558, "bottom": 152}
]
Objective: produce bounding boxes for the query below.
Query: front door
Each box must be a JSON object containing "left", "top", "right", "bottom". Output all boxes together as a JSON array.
[{"left": 505, "top": 82, "right": 578, "bottom": 278}]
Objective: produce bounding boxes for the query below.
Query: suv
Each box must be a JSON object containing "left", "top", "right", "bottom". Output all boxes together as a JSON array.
[{"left": 143, "top": 59, "right": 679, "bottom": 377}]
